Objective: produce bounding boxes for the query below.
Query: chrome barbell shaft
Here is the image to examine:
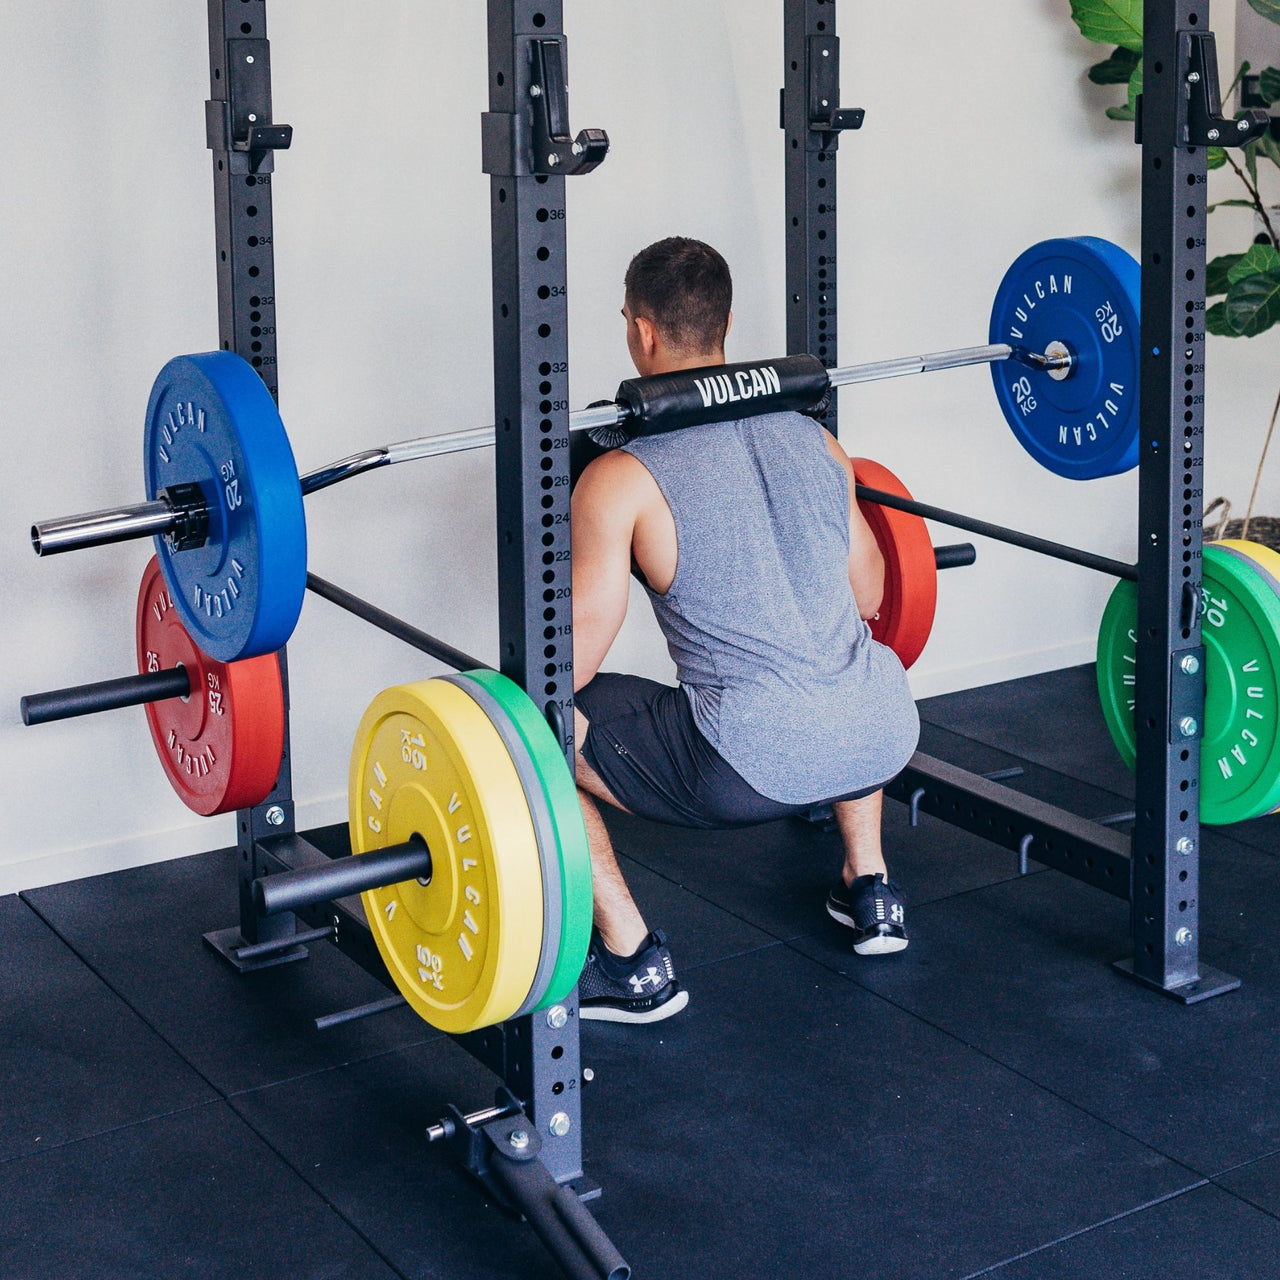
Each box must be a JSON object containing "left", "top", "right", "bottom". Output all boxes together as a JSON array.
[
  {"left": 324, "top": 343, "right": 1064, "bottom": 489},
  {"left": 300, "top": 403, "right": 627, "bottom": 495}
]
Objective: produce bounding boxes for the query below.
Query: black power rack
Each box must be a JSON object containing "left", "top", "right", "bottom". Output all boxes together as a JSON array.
[
  {"left": 783, "top": 0, "right": 1265, "bottom": 1002},
  {"left": 197, "top": 4, "right": 626, "bottom": 1278}
]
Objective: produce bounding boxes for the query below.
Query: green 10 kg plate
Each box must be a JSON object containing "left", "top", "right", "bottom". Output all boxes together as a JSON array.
[
  {"left": 457, "top": 670, "right": 593, "bottom": 1007},
  {"left": 1097, "top": 542, "right": 1280, "bottom": 825}
]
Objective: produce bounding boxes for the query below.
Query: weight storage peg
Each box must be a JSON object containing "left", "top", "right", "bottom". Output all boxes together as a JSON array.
[{"left": 22, "top": 556, "right": 285, "bottom": 816}]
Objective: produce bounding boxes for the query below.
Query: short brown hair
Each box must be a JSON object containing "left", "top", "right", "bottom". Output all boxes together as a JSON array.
[{"left": 624, "top": 237, "right": 732, "bottom": 356}]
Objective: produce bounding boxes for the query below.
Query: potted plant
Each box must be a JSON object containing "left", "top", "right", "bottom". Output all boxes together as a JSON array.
[{"left": 1069, "top": 0, "right": 1280, "bottom": 547}]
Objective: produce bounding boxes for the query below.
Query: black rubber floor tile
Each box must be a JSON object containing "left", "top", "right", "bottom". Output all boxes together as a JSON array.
[
  {"left": 579, "top": 947, "right": 1192, "bottom": 1280},
  {"left": 795, "top": 868, "right": 1280, "bottom": 1173},
  {"left": 231, "top": 1038, "right": 571, "bottom": 1280},
  {"left": 614, "top": 853, "right": 776, "bottom": 970},
  {"left": 1217, "top": 1150, "right": 1280, "bottom": 1220},
  {"left": 0, "top": 894, "right": 214, "bottom": 1165},
  {"left": 1198, "top": 829, "right": 1280, "bottom": 951},
  {"left": 1215, "top": 810, "right": 1280, "bottom": 858},
  {"left": 977, "top": 1184, "right": 1280, "bottom": 1279},
  {"left": 22, "top": 847, "right": 434, "bottom": 1097},
  {"left": 919, "top": 664, "right": 1136, "bottom": 800},
  {"left": 600, "top": 792, "right": 1031, "bottom": 947},
  {"left": 0, "top": 1102, "right": 400, "bottom": 1280}
]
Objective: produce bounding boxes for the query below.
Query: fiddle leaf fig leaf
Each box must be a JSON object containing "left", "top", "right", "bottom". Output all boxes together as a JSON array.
[
  {"left": 1206, "top": 300, "right": 1235, "bottom": 335},
  {"left": 1227, "top": 243, "right": 1280, "bottom": 285},
  {"left": 1246, "top": 0, "right": 1280, "bottom": 24},
  {"left": 1089, "top": 46, "right": 1141, "bottom": 84},
  {"left": 1207, "top": 254, "right": 1243, "bottom": 296},
  {"left": 1225, "top": 269, "right": 1280, "bottom": 337},
  {"left": 1070, "top": 0, "right": 1143, "bottom": 50}
]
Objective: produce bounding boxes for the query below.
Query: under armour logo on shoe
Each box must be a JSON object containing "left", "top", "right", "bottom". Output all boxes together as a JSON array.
[
  {"left": 890, "top": 903, "right": 905, "bottom": 925},
  {"left": 629, "top": 966, "right": 663, "bottom": 994}
]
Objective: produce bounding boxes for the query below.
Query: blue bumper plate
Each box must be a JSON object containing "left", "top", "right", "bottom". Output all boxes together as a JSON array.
[
  {"left": 143, "top": 352, "right": 306, "bottom": 662},
  {"left": 989, "top": 237, "right": 1141, "bottom": 481}
]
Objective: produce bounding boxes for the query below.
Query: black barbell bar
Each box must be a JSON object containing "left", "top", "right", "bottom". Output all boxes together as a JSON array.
[
  {"left": 253, "top": 835, "right": 432, "bottom": 918},
  {"left": 31, "top": 341, "right": 1071, "bottom": 558}
]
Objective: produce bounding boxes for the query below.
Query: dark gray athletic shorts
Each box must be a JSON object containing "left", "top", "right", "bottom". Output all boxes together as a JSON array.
[{"left": 575, "top": 673, "right": 880, "bottom": 829}]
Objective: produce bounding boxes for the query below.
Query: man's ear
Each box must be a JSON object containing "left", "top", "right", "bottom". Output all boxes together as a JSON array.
[
  {"left": 724, "top": 309, "right": 733, "bottom": 340},
  {"left": 633, "top": 314, "right": 660, "bottom": 359}
]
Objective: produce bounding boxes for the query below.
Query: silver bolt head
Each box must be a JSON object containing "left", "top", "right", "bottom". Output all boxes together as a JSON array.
[
  {"left": 1179, "top": 716, "right": 1199, "bottom": 738},
  {"left": 509, "top": 1129, "right": 530, "bottom": 1150},
  {"left": 545, "top": 1005, "right": 569, "bottom": 1030},
  {"left": 1187, "top": 71, "right": 1201, "bottom": 83},
  {"left": 1238, "top": 119, "right": 1251, "bottom": 132},
  {"left": 1176, "top": 836, "right": 1196, "bottom": 855},
  {"left": 1207, "top": 128, "right": 1220, "bottom": 141},
  {"left": 530, "top": 83, "right": 542, "bottom": 96},
  {"left": 546, "top": 152, "right": 559, "bottom": 167},
  {"left": 264, "top": 805, "right": 285, "bottom": 826},
  {"left": 1175, "top": 927, "right": 1193, "bottom": 946},
  {"left": 582, "top": 1067, "right": 595, "bottom": 1083},
  {"left": 548, "top": 1112, "right": 571, "bottom": 1138},
  {"left": 1181, "top": 654, "right": 1201, "bottom": 675},
  {"left": 246, "top": 55, "right": 255, "bottom": 64}
]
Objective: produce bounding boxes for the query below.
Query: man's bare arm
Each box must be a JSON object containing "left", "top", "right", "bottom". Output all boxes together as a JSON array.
[
  {"left": 823, "top": 430, "right": 885, "bottom": 620},
  {"left": 571, "top": 451, "right": 645, "bottom": 690}
]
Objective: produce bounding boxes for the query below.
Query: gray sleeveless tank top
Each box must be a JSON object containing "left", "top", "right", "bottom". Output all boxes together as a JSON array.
[{"left": 622, "top": 410, "right": 919, "bottom": 805}]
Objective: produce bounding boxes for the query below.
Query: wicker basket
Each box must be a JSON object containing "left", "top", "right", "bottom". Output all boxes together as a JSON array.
[{"left": 1203, "top": 497, "right": 1280, "bottom": 553}]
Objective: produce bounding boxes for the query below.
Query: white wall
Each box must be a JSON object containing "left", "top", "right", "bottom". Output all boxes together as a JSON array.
[{"left": 2, "top": 0, "right": 1274, "bottom": 892}]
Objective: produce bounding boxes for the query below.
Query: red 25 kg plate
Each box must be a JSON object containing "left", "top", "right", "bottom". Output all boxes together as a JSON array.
[
  {"left": 135, "top": 557, "right": 285, "bottom": 815},
  {"left": 852, "top": 458, "right": 938, "bottom": 669}
]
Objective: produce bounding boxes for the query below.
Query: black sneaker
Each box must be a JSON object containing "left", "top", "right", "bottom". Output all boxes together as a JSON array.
[
  {"left": 578, "top": 927, "right": 689, "bottom": 1024},
  {"left": 826, "top": 873, "right": 909, "bottom": 955}
]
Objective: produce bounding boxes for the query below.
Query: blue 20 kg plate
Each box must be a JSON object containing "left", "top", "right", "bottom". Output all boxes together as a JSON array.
[
  {"left": 143, "top": 352, "right": 306, "bottom": 663},
  {"left": 989, "top": 237, "right": 1141, "bottom": 481}
]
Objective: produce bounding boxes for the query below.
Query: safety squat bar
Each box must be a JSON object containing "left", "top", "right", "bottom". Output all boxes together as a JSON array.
[{"left": 31, "top": 341, "right": 1069, "bottom": 558}]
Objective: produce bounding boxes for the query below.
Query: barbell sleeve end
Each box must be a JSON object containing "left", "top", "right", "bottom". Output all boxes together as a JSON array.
[{"left": 30, "top": 498, "right": 182, "bottom": 557}]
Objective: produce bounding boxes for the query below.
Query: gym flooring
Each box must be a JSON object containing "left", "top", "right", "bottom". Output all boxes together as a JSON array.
[{"left": 4, "top": 664, "right": 1279, "bottom": 1279}]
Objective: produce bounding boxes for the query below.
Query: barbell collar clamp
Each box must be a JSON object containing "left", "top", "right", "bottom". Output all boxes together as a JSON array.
[{"left": 254, "top": 835, "right": 433, "bottom": 917}]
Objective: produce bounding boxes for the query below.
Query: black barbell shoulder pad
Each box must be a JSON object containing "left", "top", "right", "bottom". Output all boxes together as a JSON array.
[{"left": 609, "top": 353, "right": 830, "bottom": 443}]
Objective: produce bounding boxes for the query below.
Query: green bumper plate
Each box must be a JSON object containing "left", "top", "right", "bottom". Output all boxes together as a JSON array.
[
  {"left": 459, "top": 671, "right": 593, "bottom": 1007},
  {"left": 1097, "top": 542, "right": 1280, "bottom": 825}
]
